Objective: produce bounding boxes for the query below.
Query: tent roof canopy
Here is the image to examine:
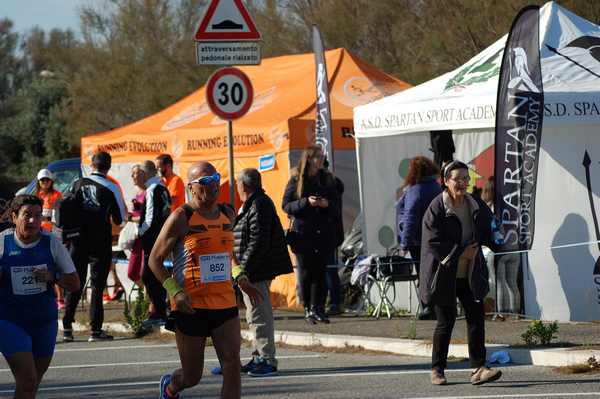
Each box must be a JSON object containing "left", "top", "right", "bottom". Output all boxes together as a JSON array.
[
  {"left": 82, "top": 48, "right": 409, "bottom": 162},
  {"left": 354, "top": 1, "right": 600, "bottom": 138}
]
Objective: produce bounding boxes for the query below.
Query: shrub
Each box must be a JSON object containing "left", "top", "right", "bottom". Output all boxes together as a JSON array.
[
  {"left": 124, "top": 288, "right": 150, "bottom": 337},
  {"left": 521, "top": 320, "right": 559, "bottom": 346}
]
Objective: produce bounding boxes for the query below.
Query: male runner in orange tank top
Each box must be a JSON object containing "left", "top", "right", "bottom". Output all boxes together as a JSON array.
[{"left": 149, "top": 161, "right": 262, "bottom": 399}]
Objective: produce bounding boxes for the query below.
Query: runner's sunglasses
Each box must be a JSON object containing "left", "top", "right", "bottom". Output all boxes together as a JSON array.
[{"left": 189, "top": 173, "right": 221, "bottom": 186}]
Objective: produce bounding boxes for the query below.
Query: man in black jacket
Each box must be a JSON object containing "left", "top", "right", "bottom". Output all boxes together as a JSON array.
[
  {"left": 62, "top": 151, "right": 127, "bottom": 342},
  {"left": 233, "top": 168, "right": 292, "bottom": 377},
  {"left": 138, "top": 160, "right": 171, "bottom": 326}
]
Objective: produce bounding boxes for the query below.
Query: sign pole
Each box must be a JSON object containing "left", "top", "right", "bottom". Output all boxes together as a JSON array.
[
  {"left": 195, "top": 0, "right": 261, "bottom": 209},
  {"left": 205, "top": 67, "right": 253, "bottom": 210},
  {"left": 228, "top": 120, "right": 235, "bottom": 209}
]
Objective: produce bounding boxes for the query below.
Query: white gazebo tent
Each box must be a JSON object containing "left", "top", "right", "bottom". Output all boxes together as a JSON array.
[{"left": 353, "top": 1, "right": 600, "bottom": 321}]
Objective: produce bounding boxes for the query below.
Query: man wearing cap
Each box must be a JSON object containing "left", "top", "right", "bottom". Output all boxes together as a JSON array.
[{"left": 62, "top": 151, "right": 127, "bottom": 342}]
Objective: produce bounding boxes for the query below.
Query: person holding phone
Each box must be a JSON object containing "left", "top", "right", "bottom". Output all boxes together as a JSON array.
[
  {"left": 419, "top": 160, "right": 502, "bottom": 386},
  {"left": 282, "top": 145, "right": 340, "bottom": 324}
]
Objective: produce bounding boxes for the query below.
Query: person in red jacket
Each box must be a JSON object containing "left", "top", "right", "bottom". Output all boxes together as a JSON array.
[{"left": 35, "top": 169, "right": 62, "bottom": 234}]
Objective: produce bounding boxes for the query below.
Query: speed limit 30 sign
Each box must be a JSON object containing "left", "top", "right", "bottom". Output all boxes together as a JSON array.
[{"left": 206, "top": 67, "right": 253, "bottom": 120}]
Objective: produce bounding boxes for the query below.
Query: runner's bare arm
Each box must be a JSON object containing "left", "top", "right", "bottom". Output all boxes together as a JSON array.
[
  {"left": 149, "top": 208, "right": 188, "bottom": 283},
  {"left": 57, "top": 273, "right": 80, "bottom": 292},
  {"left": 33, "top": 266, "right": 80, "bottom": 292},
  {"left": 150, "top": 208, "right": 195, "bottom": 314}
]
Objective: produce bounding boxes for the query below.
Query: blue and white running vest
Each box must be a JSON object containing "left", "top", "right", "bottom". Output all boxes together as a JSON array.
[{"left": 0, "top": 232, "right": 57, "bottom": 326}]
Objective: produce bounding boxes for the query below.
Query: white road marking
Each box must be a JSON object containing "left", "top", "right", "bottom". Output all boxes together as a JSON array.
[
  {"left": 54, "top": 344, "right": 176, "bottom": 352},
  {"left": 0, "top": 354, "right": 323, "bottom": 372},
  {"left": 406, "top": 394, "right": 600, "bottom": 399},
  {"left": 250, "top": 365, "right": 535, "bottom": 380},
  {"left": 0, "top": 365, "right": 596, "bottom": 396}
]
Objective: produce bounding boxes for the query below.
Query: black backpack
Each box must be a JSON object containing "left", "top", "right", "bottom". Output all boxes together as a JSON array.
[{"left": 55, "top": 179, "right": 83, "bottom": 241}]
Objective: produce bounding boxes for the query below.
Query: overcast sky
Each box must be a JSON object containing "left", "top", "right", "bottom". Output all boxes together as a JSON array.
[{"left": 1, "top": 0, "right": 84, "bottom": 34}]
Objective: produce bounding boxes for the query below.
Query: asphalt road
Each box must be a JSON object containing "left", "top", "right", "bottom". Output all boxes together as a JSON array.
[{"left": 1, "top": 337, "right": 599, "bottom": 399}]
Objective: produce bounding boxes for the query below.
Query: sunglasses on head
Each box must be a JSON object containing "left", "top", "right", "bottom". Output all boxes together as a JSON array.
[{"left": 189, "top": 173, "right": 221, "bottom": 186}]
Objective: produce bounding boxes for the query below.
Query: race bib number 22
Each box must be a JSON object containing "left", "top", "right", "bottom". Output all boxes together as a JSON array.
[{"left": 11, "top": 265, "right": 48, "bottom": 295}]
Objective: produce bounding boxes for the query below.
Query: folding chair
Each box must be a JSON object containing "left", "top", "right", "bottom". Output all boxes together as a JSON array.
[{"left": 368, "top": 255, "right": 420, "bottom": 319}]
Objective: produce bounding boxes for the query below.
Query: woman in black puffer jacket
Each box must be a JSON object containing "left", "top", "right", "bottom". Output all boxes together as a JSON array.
[{"left": 282, "top": 145, "right": 340, "bottom": 324}]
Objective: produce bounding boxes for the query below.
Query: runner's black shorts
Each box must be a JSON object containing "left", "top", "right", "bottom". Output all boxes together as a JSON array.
[{"left": 168, "top": 307, "right": 239, "bottom": 337}]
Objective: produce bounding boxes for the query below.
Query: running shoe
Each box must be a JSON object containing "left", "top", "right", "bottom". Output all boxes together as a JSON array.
[
  {"left": 247, "top": 359, "right": 278, "bottom": 377},
  {"left": 211, "top": 358, "right": 257, "bottom": 375},
  {"left": 241, "top": 357, "right": 258, "bottom": 373},
  {"left": 62, "top": 329, "right": 74, "bottom": 342},
  {"left": 88, "top": 330, "right": 114, "bottom": 342},
  {"left": 159, "top": 374, "right": 179, "bottom": 399}
]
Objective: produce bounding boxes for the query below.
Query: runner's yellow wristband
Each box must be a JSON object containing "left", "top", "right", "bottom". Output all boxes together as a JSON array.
[
  {"left": 232, "top": 265, "right": 248, "bottom": 282},
  {"left": 163, "top": 277, "right": 183, "bottom": 298}
]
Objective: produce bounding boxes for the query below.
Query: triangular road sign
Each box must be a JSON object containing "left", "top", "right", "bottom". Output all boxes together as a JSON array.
[{"left": 194, "top": 0, "right": 261, "bottom": 41}]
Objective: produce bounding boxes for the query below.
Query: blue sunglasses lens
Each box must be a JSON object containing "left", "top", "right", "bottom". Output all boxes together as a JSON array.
[{"left": 197, "top": 173, "right": 220, "bottom": 185}]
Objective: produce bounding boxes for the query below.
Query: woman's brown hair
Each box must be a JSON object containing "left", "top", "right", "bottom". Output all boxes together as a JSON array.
[
  {"left": 293, "top": 145, "right": 323, "bottom": 198},
  {"left": 400, "top": 156, "right": 440, "bottom": 190}
]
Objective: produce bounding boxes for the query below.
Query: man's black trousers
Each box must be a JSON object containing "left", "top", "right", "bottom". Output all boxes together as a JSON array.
[{"left": 63, "top": 238, "right": 112, "bottom": 332}]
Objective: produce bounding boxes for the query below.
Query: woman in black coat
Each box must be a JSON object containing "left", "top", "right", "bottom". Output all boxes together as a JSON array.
[
  {"left": 282, "top": 145, "right": 340, "bottom": 324},
  {"left": 419, "top": 160, "right": 502, "bottom": 386}
]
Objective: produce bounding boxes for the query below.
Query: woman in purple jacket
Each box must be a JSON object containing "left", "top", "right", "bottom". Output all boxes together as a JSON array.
[{"left": 399, "top": 156, "right": 441, "bottom": 319}]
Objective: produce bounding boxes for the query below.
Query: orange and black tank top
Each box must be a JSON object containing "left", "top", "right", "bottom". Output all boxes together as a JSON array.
[{"left": 171, "top": 207, "right": 236, "bottom": 310}]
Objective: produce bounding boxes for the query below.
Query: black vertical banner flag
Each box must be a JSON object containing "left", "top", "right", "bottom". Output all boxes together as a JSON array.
[
  {"left": 312, "top": 24, "right": 334, "bottom": 171},
  {"left": 495, "top": 5, "right": 544, "bottom": 252}
]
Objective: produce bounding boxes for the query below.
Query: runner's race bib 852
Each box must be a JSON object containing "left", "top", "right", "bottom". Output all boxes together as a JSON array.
[
  {"left": 11, "top": 264, "right": 48, "bottom": 295},
  {"left": 199, "top": 253, "right": 230, "bottom": 283}
]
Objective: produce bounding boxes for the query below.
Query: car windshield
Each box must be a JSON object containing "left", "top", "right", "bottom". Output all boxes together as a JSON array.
[{"left": 52, "top": 168, "right": 80, "bottom": 194}]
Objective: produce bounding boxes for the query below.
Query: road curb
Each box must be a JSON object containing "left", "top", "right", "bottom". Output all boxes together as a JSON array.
[
  {"left": 242, "top": 329, "right": 600, "bottom": 368},
  {"left": 66, "top": 322, "right": 600, "bottom": 367},
  {"left": 62, "top": 321, "right": 132, "bottom": 334}
]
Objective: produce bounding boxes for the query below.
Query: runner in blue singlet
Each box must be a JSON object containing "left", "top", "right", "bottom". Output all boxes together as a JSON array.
[{"left": 0, "top": 195, "right": 80, "bottom": 399}]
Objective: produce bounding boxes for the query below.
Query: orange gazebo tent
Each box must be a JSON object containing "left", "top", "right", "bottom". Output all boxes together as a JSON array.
[{"left": 81, "top": 48, "right": 410, "bottom": 307}]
